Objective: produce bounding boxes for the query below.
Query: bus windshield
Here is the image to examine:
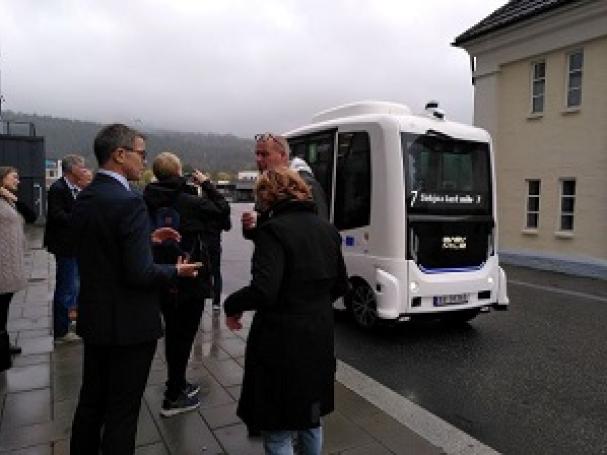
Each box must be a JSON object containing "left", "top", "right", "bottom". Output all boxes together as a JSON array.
[{"left": 402, "top": 132, "right": 491, "bottom": 215}]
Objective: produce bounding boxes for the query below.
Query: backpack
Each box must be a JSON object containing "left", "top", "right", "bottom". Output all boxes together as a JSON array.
[
  {"left": 151, "top": 201, "right": 211, "bottom": 297},
  {"left": 151, "top": 205, "right": 184, "bottom": 265}
]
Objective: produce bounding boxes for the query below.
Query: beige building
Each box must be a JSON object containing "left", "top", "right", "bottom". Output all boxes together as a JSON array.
[{"left": 454, "top": 0, "right": 607, "bottom": 279}]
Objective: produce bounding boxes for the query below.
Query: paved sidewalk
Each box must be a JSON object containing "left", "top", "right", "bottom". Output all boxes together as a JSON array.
[{"left": 0, "top": 228, "right": 446, "bottom": 455}]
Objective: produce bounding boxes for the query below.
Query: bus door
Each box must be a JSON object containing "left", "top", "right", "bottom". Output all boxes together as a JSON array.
[
  {"left": 334, "top": 131, "right": 372, "bottom": 255},
  {"left": 289, "top": 130, "right": 372, "bottom": 244}
]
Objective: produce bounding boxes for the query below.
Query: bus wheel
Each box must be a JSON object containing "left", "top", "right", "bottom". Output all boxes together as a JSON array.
[
  {"left": 441, "top": 308, "right": 480, "bottom": 325},
  {"left": 349, "top": 281, "right": 378, "bottom": 329}
]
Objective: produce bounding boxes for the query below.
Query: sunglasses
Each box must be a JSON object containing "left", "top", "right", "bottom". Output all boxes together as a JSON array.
[
  {"left": 254, "top": 133, "right": 285, "bottom": 152},
  {"left": 122, "top": 146, "right": 147, "bottom": 160}
]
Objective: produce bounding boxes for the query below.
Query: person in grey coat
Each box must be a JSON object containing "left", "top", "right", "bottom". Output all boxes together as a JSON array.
[
  {"left": 224, "top": 167, "right": 348, "bottom": 455},
  {"left": 0, "top": 166, "right": 36, "bottom": 368}
]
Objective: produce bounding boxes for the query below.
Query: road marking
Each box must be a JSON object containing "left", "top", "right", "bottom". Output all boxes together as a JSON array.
[
  {"left": 509, "top": 280, "right": 607, "bottom": 303},
  {"left": 336, "top": 360, "right": 500, "bottom": 455}
]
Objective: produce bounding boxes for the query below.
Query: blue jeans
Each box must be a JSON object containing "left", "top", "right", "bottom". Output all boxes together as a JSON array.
[
  {"left": 262, "top": 426, "right": 322, "bottom": 455},
  {"left": 53, "top": 256, "right": 79, "bottom": 338}
]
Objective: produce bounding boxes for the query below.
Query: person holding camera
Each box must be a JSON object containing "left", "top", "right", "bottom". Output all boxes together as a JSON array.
[{"left": 143, "top": 151, "right": 230, "bottom": 416}]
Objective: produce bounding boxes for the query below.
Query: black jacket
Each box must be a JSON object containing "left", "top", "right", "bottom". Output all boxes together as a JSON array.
[
  {"left": 15, "top": 200, "right": 37, "bottom": 224},
  {"left": 224, "top": 199, "right": 348, "bottom": 430},
  {"left": 143, "top": 177, "right": 230, "bottom": 300},
  {"left": 298, "top": 169, "right": 328, "bottom": 221},
  {"left": 144, "top": 177, "right": 230, "bottom": 237},
  {"left": 44, "top": 178, "right": 77, "bottom": 256},
  {"left": 199, "top": 183, "right": 232, "bottom": 245},
  {"left": 71, "top": 173, "right": 176, "bottom": 345}
]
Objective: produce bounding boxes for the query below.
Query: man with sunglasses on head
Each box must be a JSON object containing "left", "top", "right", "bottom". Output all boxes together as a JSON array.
[{"left": 242, "top": 133, "right": 328, "bottom": 240}]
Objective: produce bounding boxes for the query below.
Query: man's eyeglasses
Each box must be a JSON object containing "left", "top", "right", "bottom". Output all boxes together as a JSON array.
[
  {"left": 254, "top": 133, "right": 285, "bottom": 152},
  {"left": 122, "top": 146, "right": 146, "bottom": 160}
]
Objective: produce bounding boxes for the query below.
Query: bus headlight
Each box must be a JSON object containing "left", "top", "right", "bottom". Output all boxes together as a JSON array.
[
  {"left": 488, "top": 276, "right": 494, "bottom": 286},
  {"left": 409, "top": 281, "right": 419, "bottom": 293}
]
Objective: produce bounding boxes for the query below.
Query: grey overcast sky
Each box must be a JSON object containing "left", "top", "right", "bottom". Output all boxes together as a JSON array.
[{"left": 1, "top": 0, "right": 506, "bottom": 138}]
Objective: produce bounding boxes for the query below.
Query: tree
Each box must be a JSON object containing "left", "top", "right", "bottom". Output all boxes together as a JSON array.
[
  {"left": 215, "top": 171, "right": 233, "bottom": 181},
  {"left": 139, "top": 168, "right": 155, "bottom": 186}
]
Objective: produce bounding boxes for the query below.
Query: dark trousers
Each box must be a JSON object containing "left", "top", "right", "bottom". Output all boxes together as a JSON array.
[
  {"left": 70, "top": 340, "right": 157, "bottom": 455},
  {"left": 161, "top": 298, "right": 204, "bottom": 400},
  {"left": 208, "top": 244, "right": 222, "bottom": 307},
  {"left": 0, "top": 293, "right": 14, "bottom": 371},
  {"left": 0, "top": 293, "right": 13, "bottom": 332},
  {"left": 53, "top": 256, "right": 79, "bottom": 338}
]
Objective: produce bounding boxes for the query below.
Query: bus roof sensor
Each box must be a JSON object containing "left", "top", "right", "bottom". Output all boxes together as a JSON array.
[{"left": 425, "top": 100, "right": 445, "bottom": 120}]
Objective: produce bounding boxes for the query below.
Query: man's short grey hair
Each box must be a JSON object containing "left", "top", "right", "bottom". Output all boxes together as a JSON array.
[
  {"left": 61, "top": 154, "right": 85, "bottom": 174},
  {"left": 94, "top": 124, "right": 145, "bottom": 166}
]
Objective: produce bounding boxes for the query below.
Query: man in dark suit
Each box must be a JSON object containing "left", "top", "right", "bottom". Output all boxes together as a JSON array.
[
  {"left": 44, "top": 154, "right": 89, "bottom": 342},
  {"left": 69, "top": 124, "right": 200, "bottom": 455}
]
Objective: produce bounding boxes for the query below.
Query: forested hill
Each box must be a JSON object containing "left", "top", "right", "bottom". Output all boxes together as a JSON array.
[{"left": 2, "top": 111, "right": 255, "bottom": 174}]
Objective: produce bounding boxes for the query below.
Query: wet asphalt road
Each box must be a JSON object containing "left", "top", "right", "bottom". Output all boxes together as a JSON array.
[{"left": 223, "top": 204, "right": 607, "bottom": 455}]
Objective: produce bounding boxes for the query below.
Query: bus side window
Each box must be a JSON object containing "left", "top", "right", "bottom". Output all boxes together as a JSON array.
[
  {"left": 291, "top": 143, "right": 306, "bottom": 161},
  {"left": 335, "top": 132, "right": 371, "bottom": 230},
  {"left": 288, "top": 133, "right": 335, "bottom": 213}
]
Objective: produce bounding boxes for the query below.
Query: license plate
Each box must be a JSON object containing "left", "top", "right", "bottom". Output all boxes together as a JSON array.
[{"left": 433, "top": 293, "right": 469, "bottom": 307}]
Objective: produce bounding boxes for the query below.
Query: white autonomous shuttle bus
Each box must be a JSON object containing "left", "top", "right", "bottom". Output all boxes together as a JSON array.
[{"left": 285, "top": 101, "right": 509, "bottom": 329}]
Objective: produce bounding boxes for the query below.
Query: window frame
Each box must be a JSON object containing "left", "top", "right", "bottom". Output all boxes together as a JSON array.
[
  {"left": 530, "top": 60, "right": 546, "bottom": 115},
  {"left": 557, "top": 178, "right": 576, "bottom": 233},
  {"left": 524, "top": 179, "right": 541, "bottom": 230},
  {"left": 334, "top": 131, "right": 372, "bottom": 231},
  {"left": 565, "top": 49, "right": 583, "bottom": 109},
  {"left": 288, "top": 128, "right": 337, "bottom": 218}
]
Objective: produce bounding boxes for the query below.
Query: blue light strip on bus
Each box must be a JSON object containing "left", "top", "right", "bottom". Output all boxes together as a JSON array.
[{"left": 419, "top": 264, "right": 484, "bottom": 274}]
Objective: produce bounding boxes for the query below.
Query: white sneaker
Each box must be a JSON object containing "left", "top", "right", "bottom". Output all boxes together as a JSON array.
[{"left": 54, "top": 332, "right": 81, "bottom": 344}]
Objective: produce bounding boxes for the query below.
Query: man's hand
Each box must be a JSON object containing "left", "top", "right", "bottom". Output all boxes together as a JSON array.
[
  {"left": 151, "top": 227, "right": 181, "bottom": 245},
  {"left": 241, "top": 211, "right": 257, "bottom": 230},
  {"left": 176, "top": 256, "right": 200, "bottom": 278},
  {"left": 191, "top": 169, "right": 209, "bottom": 185},
  {"left": 225, "top": 313, "right": 243, "bottom": 331},
  {"left": 0, "top": 186, "right": 17, "bottom": 203}
]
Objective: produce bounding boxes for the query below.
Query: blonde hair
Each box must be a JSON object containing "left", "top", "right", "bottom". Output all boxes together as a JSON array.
[
  {"left": 152, "top": 152, "right": 182, "bottom": 181},
  {"left": 255, "top": 167, "right": 311, "bottom": 210}
]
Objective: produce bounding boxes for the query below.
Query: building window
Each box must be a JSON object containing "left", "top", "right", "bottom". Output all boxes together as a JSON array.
[
  {"left": 525, "top": 179, "right": 540, "bottom": 229},
  {"left": 531, "top": 61, "right": 546, "bottom": 114},
  {"left": 559, "top": 179, "right": 576, "bottom": 231},
  {"left": 566, "top": 50, "right": 583, "bottom": 108}
]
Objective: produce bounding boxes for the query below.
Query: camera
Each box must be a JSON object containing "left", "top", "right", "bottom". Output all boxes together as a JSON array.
[{"left": 182, "top": 173, "right": 201, "bottom": 196}]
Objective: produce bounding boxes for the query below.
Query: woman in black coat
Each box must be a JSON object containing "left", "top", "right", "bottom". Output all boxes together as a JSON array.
[{"left": 224, "top": 167, "right": 348, "bottom": 455}]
